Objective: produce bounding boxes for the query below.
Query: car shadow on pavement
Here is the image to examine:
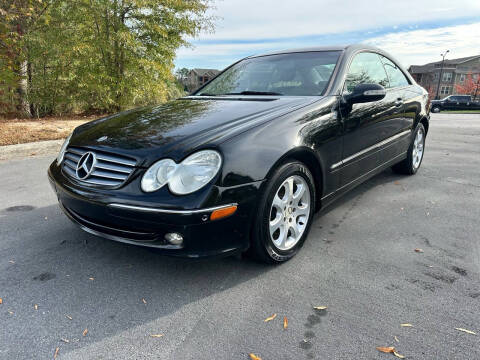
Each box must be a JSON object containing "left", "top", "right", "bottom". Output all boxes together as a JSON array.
[{"left": 0, "top": 203, "right": 272, "bottom": 358}]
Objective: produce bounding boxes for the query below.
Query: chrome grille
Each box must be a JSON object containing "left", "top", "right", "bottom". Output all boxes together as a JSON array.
[{"left": 62, "top": 146, "right": 137, "bottom": 187}]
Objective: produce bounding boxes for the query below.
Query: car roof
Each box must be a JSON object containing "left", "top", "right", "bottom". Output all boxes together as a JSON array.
[{"left": 248, "top": 44, "right": 382, "bottom": 58}]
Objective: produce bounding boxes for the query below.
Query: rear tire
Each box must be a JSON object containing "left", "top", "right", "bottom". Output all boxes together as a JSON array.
[
  {"left": 392, "top": 123, "right": 426, "bottom": 175},
  {"left": 248, "top": 161, "right": 316, "bottom": 264}
]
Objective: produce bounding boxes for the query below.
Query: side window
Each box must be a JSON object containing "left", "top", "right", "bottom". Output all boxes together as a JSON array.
[
  {"left": 380, "top": 56, "right": 410, "bottom": 88},
  {"left": 345, "top": 52, "right": 389, "bottom": 92}
]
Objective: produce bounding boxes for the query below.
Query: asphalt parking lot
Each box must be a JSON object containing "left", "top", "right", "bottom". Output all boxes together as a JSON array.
[{"left": 1, "top": 113, "right": 479, "bottom": 359}]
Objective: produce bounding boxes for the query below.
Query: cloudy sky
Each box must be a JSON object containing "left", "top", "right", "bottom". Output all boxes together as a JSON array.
[{"left": 175, "top": 0, "right": 480, "bottom": 70}]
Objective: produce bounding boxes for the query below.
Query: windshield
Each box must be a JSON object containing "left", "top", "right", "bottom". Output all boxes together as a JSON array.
[{"left": 195, "top": 51, "right": 341, "bottom": 97}]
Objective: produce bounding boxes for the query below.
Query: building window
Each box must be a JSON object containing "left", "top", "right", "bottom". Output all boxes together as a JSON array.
[
  {"left": 442, "top": 72, "right": 452, "bottom": 82},
  {"left": 433, "top": 73, "right": 438, "bottom": 79},
  {"left": 440, "top": 86, "right": 450, "bottom": 95},
  {"left": 459, "top": 74, "right": 466, "bottom": 83}
]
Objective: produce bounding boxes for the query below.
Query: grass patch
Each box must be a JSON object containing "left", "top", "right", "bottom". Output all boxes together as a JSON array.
[
  {"left": 438, "top": 110, "right": 480, "bottom": 114},
  {"left": 0, "top": 115, "right": 105, "bottom": 146}
]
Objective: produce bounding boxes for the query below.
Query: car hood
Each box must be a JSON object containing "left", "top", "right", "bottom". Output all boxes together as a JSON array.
[{"left": 70, "top": 96, "right": 318, "bottom": 165}]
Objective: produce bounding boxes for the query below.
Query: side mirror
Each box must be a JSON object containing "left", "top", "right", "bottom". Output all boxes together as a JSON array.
[{"left": 344, "top": 83, "right": 386, "bottom": 104}]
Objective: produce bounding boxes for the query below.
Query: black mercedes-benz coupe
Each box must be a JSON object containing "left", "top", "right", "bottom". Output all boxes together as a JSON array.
[{"left": 48, "top": 44, "right": 429, "bottom": 263}]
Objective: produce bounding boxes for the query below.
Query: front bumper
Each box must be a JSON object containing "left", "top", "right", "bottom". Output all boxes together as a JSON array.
[{"left": 48, "top": 163, "right": 263, "bottom": 258}]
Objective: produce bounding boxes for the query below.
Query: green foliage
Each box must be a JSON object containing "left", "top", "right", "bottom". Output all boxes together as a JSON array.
[{"left": 0, "top": 0, "right": 213, "bottom": 116}]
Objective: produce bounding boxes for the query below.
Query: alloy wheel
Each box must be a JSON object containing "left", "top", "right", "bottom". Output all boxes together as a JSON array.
[
  {"left": 268, "top": 175, "right": 311, "bottom": 251},
  {"left": 412, "top": 127, "right": 425, "bottom": 170}
]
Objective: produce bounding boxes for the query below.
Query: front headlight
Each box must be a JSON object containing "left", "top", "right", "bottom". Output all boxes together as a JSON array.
[
  {"left": 56, "top": 133, "right": 72, "bottom": 165},
  {"left": 141, "top": 150, "right": 222, "bottom": 194}
]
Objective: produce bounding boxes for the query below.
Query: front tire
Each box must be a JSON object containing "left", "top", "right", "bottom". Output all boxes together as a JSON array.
[
  {"left": 431, "top": 106, "right": 441, "bottom": 113},
  {"left": 249, "top": 161, "right": 316, "bottom": 264},
  {"left": 392, "top": 123, "right": 426, "bottom": 175}
]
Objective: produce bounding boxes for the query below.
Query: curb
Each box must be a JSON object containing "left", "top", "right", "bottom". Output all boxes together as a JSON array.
[{"left": 0, "top": 139, "right": 64, "bottom": 162}]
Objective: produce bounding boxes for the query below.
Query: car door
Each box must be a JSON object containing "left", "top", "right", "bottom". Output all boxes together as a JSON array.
[
  {"left": 378, "top": 55, "right": 413, "bottom": 161},
  {"left": 459, "top": 96, "right": 470, "bottom": 110},
  {"left": 338, "top": 52, "right": 399, "bottom": 187},
  {"left": 443, "top": 96, "right": 456, "bottom": 110}
]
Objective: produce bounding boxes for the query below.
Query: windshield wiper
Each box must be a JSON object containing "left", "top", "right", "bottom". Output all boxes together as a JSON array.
[{"left": 224, "top": 91, "right": 284, "bottom": 96}]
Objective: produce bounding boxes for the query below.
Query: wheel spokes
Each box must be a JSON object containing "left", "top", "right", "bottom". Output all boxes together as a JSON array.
[{"left": 268, "top": 175, "right": 311, "bottom": 251}]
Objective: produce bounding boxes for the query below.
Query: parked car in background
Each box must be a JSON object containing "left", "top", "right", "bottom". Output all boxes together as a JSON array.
[
  {"left": 48, "top": 44, "right": 430, "bottom": 263},
  {"left": 431, "top": 95, "right": 480, "bottom": 112}
]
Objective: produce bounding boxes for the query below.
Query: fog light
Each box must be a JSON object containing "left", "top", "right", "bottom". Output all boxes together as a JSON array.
[{"left": 165, "top": 232, "right": 183, "bottom": 245}]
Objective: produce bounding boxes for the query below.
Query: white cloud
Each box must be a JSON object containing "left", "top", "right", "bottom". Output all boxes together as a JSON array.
[
  {"left": 366, "top": 22, "right": 480, "bottom": 67},
  {"left": 202, "top": 0, "right": 480, "bottom": 40},
  {"left": 175, "top": 0, "right": 480, "bottom": 68}
]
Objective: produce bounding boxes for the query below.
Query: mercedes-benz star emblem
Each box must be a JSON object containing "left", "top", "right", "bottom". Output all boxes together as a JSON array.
[{"left": 76, "top": 152, "right": 96, "bottom": 180}]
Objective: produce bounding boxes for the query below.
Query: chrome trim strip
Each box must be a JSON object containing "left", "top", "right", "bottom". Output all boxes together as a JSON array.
[
  {"left": 108, "top": 203, "right": 238, "bottom": 215},
  {"left": 96, "top": 154, "right": 136, "bottom": 167},
  {"left": 94, "top": 162, "right": 132, "bottom": 173},
  {"left": 82, "top": 178, "right": 121, "bottom": 186},
  {"left": 331, "top": 129, "right": 411, "bottom": 170}
]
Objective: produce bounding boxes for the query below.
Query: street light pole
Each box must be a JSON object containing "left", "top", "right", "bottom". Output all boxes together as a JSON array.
[{"left": 435, "top": 50, "right": 450, "bottom": 100}]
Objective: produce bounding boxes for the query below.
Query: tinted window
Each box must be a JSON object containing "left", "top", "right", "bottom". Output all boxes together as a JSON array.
[
  {"left": 380, "top": 56, "right": 410, "bottom": 88},
  {"left": 197, "top": 51, "right": 341, "bottom": 96},
  {"left": 345, "top": 52, "right": 389, "bottom": 92}
]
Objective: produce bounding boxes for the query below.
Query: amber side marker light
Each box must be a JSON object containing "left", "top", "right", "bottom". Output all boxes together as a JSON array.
[{"left": 210, "top": 205, "right": 237, "bottom": 221}]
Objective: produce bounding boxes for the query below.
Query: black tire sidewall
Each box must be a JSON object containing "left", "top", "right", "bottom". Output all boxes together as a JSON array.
[{"left": 254, "top": 162, "right": 316, "bottom": 262}]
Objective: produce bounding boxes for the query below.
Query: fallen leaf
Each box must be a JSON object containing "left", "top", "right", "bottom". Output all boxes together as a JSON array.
[
  {"left": 414, "top": 248, "right": 423, "bottom": 253},
  {"left": 82, "top": 328, "right": 88, "bottom": 336},
  {"left": 34, "top": 304, "right": 38, "bottom": 310},
  {"left": 249, "top": 354, "right": 262, "bottom": 360},
  {"left": 313, "top": 306, "right": 327, "bottom": 310},
  {"left": 88, "top": 277, "right": 94, "bottom": 281},
  {"left": 53, "top": 347, "right": 59, "bottom": 359},
  {"left": 0, "top": 298, "right": 2, "bottom": 304},
  {"left": 264, "top": 314, "right": 277, "bottom": 322},
  {"left": 394, "top": 181, "right": 400, "bottom": 185},
  {"left": 8, "top": 310, "right": 14, "bottom": 315},
  {"left": 394, "top": 351, "right": 406, "bottom": 359},
  {"left": 283, "top": 316, "right": 288, "bottom": 329},
  {"left": 61, "top": 338, "right": 70, "bottom": 343},
  {"left": 394, "top": 336, "right": 399, "bottom": 343},
  {"left": 455, "top": 328, "right": 476, "bottom": 335},
  {"left": 376, "top": 346, "right": 395, "bottom": 353},
  {"left": 400, "top": 323, "right": 413, "bottom": 327},
  {"left": 150, "top": 334, "right": 164, "bottom": 338},
  {"left": 9, "top": 260, "right": 15, "bottom": 264},
  {"left": 142, "top": 298, "right": 147, "bottom": 304}
]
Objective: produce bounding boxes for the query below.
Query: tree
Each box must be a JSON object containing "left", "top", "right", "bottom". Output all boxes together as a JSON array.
[
  {"left": 454, "top": 73, "right": 480, "bottom": 100},
  {"left": 0, "top": 0, "right": 51, "bottom": 116},
  {"left": 1, "top": 0, "right": 214, "bottom": 117},
  {"left": 175, "top": 67, "right": 190, "bottom": 90}
]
